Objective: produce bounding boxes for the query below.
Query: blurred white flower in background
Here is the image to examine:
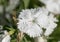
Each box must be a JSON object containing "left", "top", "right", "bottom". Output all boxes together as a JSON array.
[
  {"left": 17, "top": 7, "right": 58, "bottom": 37},
  {"left": 40, "top": 0, "right": 60, "bottom": 14},
  {"left": 2, "top": 31, "right": 11, "bottom": 42},
  {"left": 0, "top": 5, "right": 3, "bottom": 13},
  {"left": 58, "top": 41, "right": 60, "bottom": 42},
  {"left": 0, "top": 0, "right": 20, "bottom": 13},
  {"left": 6, "top": 0, "right": 19, "bottom": 12}
]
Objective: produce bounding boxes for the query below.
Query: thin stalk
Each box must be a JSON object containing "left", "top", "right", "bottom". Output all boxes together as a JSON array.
[{"left": 34, "top": 36, "right": 47, "bottom": 42}]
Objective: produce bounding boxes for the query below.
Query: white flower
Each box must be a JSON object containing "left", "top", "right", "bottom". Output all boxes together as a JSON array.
[
  {"left": 40, "top": 0, "right": 60, "bottom": 14},
  {"left": 2, "top": 31, "right": 11, "bottom": 42},
  {"left": 17, "top": 7, "right": 58, "bottom": 37},
  {"left": 17, "top": 8, "right": 43, "bottom": 37}
]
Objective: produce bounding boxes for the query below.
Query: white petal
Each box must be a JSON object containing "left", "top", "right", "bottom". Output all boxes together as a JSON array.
[
  {"left": 18, "top": 9, "right": 32, "bottom": 20},
  {"left": 18, "top": 20, "right": 43, "bottom": 37},
  {"left": 44, "top": 28, "right": 54, "bottom": 36},
  {"left": 27, "top": 23, "right": 43, "bottom": 37},
  {"left": 37, "top": 14, "right": 49, "bottom": 28},
  {"left": 2, "top": 35, "right": 11, "bottom": 42},
  {"left": 49, "top": 14, "right": 58, "bottom": 22},
  {"left": 44, "top": 22, "right": 57, "bottom": 36}
]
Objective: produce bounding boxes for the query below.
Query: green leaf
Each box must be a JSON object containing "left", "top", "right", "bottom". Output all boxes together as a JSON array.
[
  {"left": 9, "top": 30, "right": 15, "bottom": 35},
  {"left": 6, "top": 27, "right": 15, "bottom": 35},
  {"left": 23, "top": 0, "right": 30, "bottom": 8},
  {"left": 11, "top": 39, "right": 16, "bottom": 42}
]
